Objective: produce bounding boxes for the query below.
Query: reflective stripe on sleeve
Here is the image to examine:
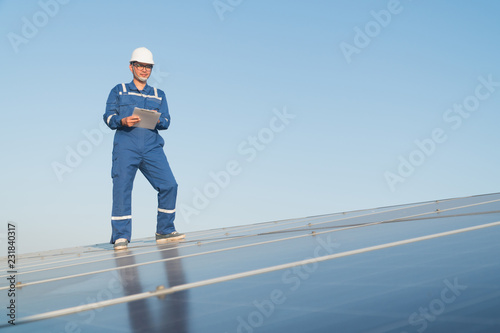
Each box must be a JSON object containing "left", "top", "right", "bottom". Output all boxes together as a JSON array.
[{"left": 107, "top": 114, "right": 116, "bottom": 125}]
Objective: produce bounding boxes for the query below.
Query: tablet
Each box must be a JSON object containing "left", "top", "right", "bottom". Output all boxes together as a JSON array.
[{"left": 132, "top": 107, "right": 161, "bottom": 130}]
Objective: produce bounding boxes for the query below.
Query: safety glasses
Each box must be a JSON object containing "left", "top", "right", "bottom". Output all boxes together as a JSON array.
[{"left": 133, "top": 62, "right": 153, "bottom": 70}]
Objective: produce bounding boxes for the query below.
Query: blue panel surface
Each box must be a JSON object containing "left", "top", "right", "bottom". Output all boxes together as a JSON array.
[{"left": 1, "top": 193, "right": 500, "bottom": 332}]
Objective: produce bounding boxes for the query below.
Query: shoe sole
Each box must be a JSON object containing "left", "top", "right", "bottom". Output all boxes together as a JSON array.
[
  {"left": 156, "top": 234, "right": 186, "bottom": 244},
  {"left": 114, "top": 242, "right": 128, "bottom": 250}
]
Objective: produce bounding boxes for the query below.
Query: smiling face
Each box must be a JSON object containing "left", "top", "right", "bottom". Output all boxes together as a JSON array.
[{"left": 129, "top": 62, "right": 153, "bottom": 83}]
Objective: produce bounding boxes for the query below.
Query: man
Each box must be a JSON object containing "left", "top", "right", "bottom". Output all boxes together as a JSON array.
[{"left": 103, "top": 47, "right": 185, "bottom": 250}]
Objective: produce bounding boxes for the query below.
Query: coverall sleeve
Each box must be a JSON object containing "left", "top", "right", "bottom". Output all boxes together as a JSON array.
[
  {"left": 103, "top": 85, "right": 123, "bottom": 130},
  {"left": 155, "top": 90, "right": 171, "bottom": 130}
]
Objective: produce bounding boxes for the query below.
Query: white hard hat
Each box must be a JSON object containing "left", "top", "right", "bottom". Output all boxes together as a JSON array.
[{"left": 130, "top": 47, "right": 154, "bottom": 65}]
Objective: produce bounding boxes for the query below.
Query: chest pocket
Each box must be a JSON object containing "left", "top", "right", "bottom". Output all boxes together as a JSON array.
[
  {"left": 117, "top": 95, "right": 135, "bottom": 117},
  {"left": 146, "top": 97, "right": 161, "bottom": 111}
]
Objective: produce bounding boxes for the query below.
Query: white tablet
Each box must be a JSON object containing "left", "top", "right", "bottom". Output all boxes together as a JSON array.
[{"left": 132, "top": 107, "right": 161, "bottom": 130}]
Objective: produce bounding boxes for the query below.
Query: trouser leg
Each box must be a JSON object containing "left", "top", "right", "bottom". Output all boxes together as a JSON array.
[
  {"left": 110, "top": 149, "right": 140, "bottom": 243},
  {"left": 140, "top": 147, "right": 178, "bottom": 235}
]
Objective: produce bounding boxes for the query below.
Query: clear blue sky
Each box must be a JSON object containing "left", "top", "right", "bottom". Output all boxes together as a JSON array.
[{"left": 1, "top": 0, "right": 499, "bottom": 254}]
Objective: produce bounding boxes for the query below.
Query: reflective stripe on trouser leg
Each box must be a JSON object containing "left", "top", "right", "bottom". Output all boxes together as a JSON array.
[
  {"left": 157, "top": 208, "right": 176, "bottom": 234},
  {"left": 110, "top": 146, "right": 140, "bottom": 243},
  {"left": 110, "top": 216, "right": 132, "bottom": 244},
  {"left": 140, "top": 147, "right": 178, "bottom": 235}
]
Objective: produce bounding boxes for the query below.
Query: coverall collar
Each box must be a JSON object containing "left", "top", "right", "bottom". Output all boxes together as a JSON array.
[{"left": 128, "top": 80, "right": 152, "bottom": 93}]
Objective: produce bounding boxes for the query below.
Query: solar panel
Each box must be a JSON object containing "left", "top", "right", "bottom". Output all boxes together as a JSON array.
[{"left": 2, "top": 193, "right": 500, "bottom": 332}]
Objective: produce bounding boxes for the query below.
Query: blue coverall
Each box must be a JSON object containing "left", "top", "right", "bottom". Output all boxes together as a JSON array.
[{"left": 103, "top": 81, "right": 178, "bottom": 244}]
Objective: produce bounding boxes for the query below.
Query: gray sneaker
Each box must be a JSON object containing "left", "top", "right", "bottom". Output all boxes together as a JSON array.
[
  {"left": 156, "top": 231, "right": 186, "bottom": 243},
  {"left": 114, "top": 238, "right": 129, "bottom": 250}
]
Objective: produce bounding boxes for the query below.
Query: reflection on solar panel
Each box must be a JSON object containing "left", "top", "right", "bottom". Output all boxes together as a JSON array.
[{"left": 2, "top": 193, "right": 500, "bottom": 332}]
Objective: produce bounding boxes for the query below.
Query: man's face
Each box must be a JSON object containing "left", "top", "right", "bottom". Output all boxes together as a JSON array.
[{"left": 130, "top": 62, "right": 152, "bottom": 82}]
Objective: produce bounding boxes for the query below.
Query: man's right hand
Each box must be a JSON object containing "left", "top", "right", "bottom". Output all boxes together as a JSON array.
[{"left": 121, "top": 115, "right": 141, "bottom": 127}]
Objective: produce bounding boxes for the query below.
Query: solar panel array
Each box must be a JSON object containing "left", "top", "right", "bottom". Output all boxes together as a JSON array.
[{"left": 2, "top": 193, "right": 500, "bottom": 332}]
